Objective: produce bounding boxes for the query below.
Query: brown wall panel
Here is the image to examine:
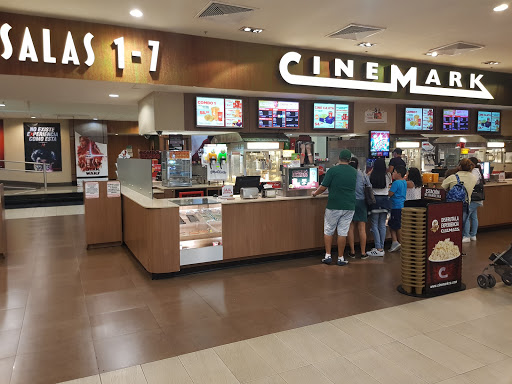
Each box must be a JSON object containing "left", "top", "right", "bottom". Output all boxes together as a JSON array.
[
  {"left": 107, "top": 135, "right": 152, "bottom": 179},
  {"left": 477, "top": 185, "right": 512, "bottom": 228}
]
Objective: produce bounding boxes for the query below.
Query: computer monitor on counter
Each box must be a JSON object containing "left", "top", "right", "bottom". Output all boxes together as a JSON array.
[{"left": 234, "top": 176, "right": 260, "bottom": 195}]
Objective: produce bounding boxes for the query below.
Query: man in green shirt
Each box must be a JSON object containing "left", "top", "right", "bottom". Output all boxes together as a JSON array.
[{"left": 312, "top": 149, "right": 357, "bottom": 266}]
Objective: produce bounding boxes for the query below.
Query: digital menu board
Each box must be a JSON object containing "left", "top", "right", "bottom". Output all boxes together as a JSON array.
[
  {"left": 477, "top": 111, "right": 500, "bottom": 133},
  {"left": 258, "top": 100, "right": 299, "bottom": 129},
  {"left": 369, "top": 131, "right": 390, "bottom": 158},
  {"left": 313, "top": 103, "right": 350, "bottom": 129},
  {"left": 196, "top": 97, "right": 243, "bottom": 128},
  {"left": 288, "top": 167, "right": 319, "bottom": 190},
  {"left": 405, "top": 107, "right": 434, "bottom": 130},
  {"left": 443, "top": 109, "right": 469, "bottom": 131}
]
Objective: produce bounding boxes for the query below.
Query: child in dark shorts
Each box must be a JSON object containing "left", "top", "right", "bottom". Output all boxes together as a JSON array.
[{"left": 388, "top": 165, "right": 407, "bottom": 252}]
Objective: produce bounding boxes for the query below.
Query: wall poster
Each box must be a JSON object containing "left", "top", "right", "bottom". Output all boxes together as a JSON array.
[
  {"left": 75, "top": 132, "right": 108, "bottom": 178},
  {"left": 23, "top": 123, "right": 61, "bottom": 171}
]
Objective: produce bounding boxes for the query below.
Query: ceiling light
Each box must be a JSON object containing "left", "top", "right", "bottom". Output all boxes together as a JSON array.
[
  {"left": 358, "top": 42, "right": 375, "bottom": 47},
  {"left": 109, "top": 94, "right": 119, "bottom": 98},
  {"left": 240, "top": 27, "right": 264, "bottom": 33},
  {"left": 426, "top": 51, "right": 438, "bottom": 57},
  {"left": 130, "top": 9, "right": 143, "bottom": 17},
  {"left": 488, "top": 141, "right": 505, "bottom": 148},
  {"left": 93, "top": 118, "right": 98, "bottom": 120},
  {"left": 31, "top": 116, "right": 36, "bottom": 119},
  {"left": 493, "top": 4, "right": 508, "bottom": 11},
  {"left": 483, "top": 61, "right": 500, "bottom": 65},
  {"left": 0, "top": 102, "right": 5, "bottom": 107}
]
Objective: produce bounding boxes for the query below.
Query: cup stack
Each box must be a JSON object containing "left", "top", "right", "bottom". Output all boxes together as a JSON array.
[{"left": 400, "top": 207, "right": 427, "bottom": 295}]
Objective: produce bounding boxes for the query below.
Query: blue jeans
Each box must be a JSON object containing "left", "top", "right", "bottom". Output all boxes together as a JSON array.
[
  {"left": 463, "top": 201, "right": 483, "bottom": 238},
  {"left": 371, "top": 212, "right": 387, "bottom": 250}
]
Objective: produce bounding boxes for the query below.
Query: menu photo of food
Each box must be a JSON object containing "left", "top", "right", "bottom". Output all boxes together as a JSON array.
[
  {"left": 335, "top": 104, "right": 349, "bottom": 129},
  {"left": 405, "top": 108, "right": 433, "bottom": 130},
  {"left": 196, "top": 97, "right": 225, "bottom": 127},
  {"left": 477, "top": 111, "right": 500, "bottom": 133},
  {"left": 314, "top": 103, "right": 336, "bottom": 128},
  {"left": 225, "top": 99, "right": 243, "bottom": 127}
]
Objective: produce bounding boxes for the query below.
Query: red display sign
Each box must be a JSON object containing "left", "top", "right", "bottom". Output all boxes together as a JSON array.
[{"left": 425, "top": 202, "right": 463, "bottom": 294}]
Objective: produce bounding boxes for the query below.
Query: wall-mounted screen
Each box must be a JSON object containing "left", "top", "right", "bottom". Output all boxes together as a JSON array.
[
  {"left": 196, "top": 97, "right": 243, "bottom": 128},
  {"left": 477, "top": 111, "right": 500, "bottom": 133},
  {"left": 288, "top": 167, "right": 319, "bottom": 190},
  {"left": 443, "top": 109, "right": 469, "bottom": 131},
  {"left": 369, "top": 131, "right": 390, "bottom": 158},
  {"left": 313, "top": 103, "right": 350, "bottom": 129},
  {"left": 258, "top": 100, "right": 299, "bottom": 129},
  {"left": 405, "top": 107, "right": 434, "bottom": 130}
]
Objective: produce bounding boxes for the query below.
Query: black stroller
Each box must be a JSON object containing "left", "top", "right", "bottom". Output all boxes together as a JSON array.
[{"left": 477, "top": 243, "right": 512, "bottom": 288}]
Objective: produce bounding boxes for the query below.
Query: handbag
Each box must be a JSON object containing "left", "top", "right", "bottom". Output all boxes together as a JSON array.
[
  {"left": 363, "top": 174, "right": 376, "bottom": 207},
  {"left": 471, "top": 181, "right": 485, "bottom": 201}
]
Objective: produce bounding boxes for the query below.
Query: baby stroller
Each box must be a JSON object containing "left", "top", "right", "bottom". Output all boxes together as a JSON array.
[{"left": 477, "top": 243, "right": 512, "bottom": 289}]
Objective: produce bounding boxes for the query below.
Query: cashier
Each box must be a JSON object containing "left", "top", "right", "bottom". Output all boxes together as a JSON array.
[
  {"left": 312, "top": 149, "right": 357, "bottom": 267},
  {"left": 388, "top": 148, "right": 406, "bottom": 174}
]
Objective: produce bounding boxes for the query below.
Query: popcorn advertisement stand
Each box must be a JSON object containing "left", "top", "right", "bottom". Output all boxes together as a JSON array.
[{"left": 398, "top": 187, "right": 465, "bottom": 297}]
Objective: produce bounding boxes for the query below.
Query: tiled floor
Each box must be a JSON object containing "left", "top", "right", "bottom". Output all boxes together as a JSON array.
[
  {"left": 5, "top": 205, "right": 84, "bottom": 219},
  {"left": 57, "top": 286, "right": 512, "bottom": 384},
  {"left": 0, "top": 214, "right": 511, "bottom": 383}
]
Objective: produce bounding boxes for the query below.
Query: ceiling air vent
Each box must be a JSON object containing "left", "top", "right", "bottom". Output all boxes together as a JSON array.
[
  {"left": 196, "top": 2, "right": 254, "bottom": 18},
  {"left": 327, "top": 24, "right": 385, "bottom": 40},
  {"left": 428, "top": 42, "right": 484, "bottom": 56}
]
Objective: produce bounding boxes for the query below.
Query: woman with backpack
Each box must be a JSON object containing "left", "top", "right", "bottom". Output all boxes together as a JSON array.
[
  {"left": 366, "top": 158, "right": 392, "bottom": 257},
  {"left": 464, "top": 157, "right": 485, "bottom": 241},
  {"left": 441, "top": 158, "right": 477, "bottom": 243}
]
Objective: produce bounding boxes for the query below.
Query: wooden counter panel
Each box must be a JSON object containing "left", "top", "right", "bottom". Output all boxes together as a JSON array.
[
  {"left": 122, "top": 196, "right": 180, "bottom": 273},
  {"left": 222, "top": 198, "right": 326, "bottom": 260},
  {"left": 478, "top": 185, "right": 512, "bottom": 227}
]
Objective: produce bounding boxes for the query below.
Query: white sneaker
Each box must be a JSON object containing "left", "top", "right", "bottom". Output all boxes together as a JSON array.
[
  {"left": 389, "top": 242, "right": 401, "bottom": 252},
  {"left": 462, "top": 237, "right": 471, "bottom": 243},
  {"left": 471, "top": 236, "right": 477, "bottom": 241},
  {"left": 367, "top": 249, "right": 385, "bottom": 257}
]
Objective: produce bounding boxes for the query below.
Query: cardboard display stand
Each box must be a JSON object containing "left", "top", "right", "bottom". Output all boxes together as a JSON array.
[{"left": 84, "top": 180, "right": 122, "bottom": 248}]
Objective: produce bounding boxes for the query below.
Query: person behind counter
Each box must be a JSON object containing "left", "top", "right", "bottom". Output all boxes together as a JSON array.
[
  {"left": 388, "top": 165, "right": 407, "bottom": 252},
  {"left": 347, "top": 157, "right": 370, "bottom": 259},
  {"left": 441, "top": 158, "right": 477, "bottom": 243},
  {"left": 465, "top": 157, "right": 485, "bottom": 241},
  {"left": 388, "top": 148, "right": 407, "bottom": 174},
  {"left": 312, "top": 149, "right": 357, "bottom": 266},
  {"left": 366, "top": 158, "right": 392, "bottom": 257}
]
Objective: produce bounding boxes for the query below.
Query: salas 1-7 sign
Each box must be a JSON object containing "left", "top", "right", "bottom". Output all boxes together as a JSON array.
[{"left": 279, "top": 52, "right": 493, "bottom": 100}]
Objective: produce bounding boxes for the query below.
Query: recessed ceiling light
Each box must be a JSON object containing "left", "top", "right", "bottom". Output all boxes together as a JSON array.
[
  {"left": 109, "top": 94, "right": 119, "bottom": 98},
  {"left": 93, "top": 118, "right": 98, "bottom": 120},
  {"left": 358, "top": 42, "right": 375, "bottom": 47},
  {"left": 426, "top": 51, "right": 439, "bottom": 57},
  {"left": 493, "top": 4, "right": 508, "bottom": 11},
  {"left": 240, "top": 27, "right": 264, "bottom": 33},
  {"left": 483, "top": 61, "right": 500, "bottom": 65},
  {"left": 0, "top": 102, "right": 5, "bottom": 107},
  {"left": 31, "top": 116, "right": 36, "bottom": 119},
  {"left": 130, "top": 9, "right": 143, "bottom": 17}
]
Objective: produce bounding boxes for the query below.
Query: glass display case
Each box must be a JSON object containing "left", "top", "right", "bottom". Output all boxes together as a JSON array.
[
  {"left": 161, "top": 150, "right": 192, "bottom": 187},
  {"left": 170, "top": 197, "right": 223, "bottom": 266}
]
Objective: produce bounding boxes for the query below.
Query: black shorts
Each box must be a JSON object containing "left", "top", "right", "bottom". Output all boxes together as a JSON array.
[{"left": 389, "top": 209, "right": 402, "bottom": 230}]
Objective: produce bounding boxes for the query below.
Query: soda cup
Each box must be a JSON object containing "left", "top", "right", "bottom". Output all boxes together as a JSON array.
[{"left": 218, "top": 112, "right": 223, "bottom": 122}]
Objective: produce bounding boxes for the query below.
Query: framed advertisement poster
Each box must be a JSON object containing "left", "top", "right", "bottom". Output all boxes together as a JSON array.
[
  {"left": 24, "top": 123, "right": 62, "bottom": 171},
  {"left": 75, "top": 132, "right": 108, "bottom": 178},
  {"left": 425, "top": 202, "right": 463, "bottom": 294}
]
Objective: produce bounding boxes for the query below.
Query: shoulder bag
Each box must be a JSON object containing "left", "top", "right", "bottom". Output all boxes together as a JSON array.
[{"left": 363, "top": 174, "right": 376, "bottom": 207}]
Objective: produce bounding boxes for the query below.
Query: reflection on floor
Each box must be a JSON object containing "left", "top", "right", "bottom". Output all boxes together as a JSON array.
[
  {"left": 5, "top": 205, "right": 84, "bottom": 219},
  {"left": 0, "top": 215, "right": 510, "bottom": 384},
  {"left": 59, "top": 285, "right": 512, "bottom": 384}
]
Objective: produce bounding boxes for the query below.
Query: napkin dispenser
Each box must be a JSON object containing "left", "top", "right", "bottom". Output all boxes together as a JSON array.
[{"left": 240, "top": 187, "right": 259, "bottom": 199}]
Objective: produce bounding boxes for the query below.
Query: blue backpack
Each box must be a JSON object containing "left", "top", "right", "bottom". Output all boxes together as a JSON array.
[{"left": 446, "top": 174, "right": 468, "bottom": 209}]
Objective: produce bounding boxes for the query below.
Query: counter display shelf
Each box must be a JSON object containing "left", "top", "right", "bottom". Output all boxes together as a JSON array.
[{"left": 174, "top": 198, "right": 223, "bottom": 266}]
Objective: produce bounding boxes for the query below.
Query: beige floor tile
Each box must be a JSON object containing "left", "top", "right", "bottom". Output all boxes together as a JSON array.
[
  {"left": 426, "top": 328, "right": 508, "bottom": 365},
  {"left": 449, "top": 318, "right": 512, "bottom": 355},
  {"left": 375, "top": 341, "right": 456, "bottom": 383},
  {"left": 58, "top": 375, "right": 101, "bottom": 384},
  {"left": 330, "top": 317, "right": 395, "bottom": 347},
  {"left": 5, "top": 209, "right": 34, "bottom": 220},
  {"left": 275, "top": 328, "right": 339, "bottom": 364},
  {"left": 355, "top": 307, "right": 442, "bottom": 340},
  {"left": 32, "top": 207, "right": 46, "bottom": 217},
  {"left": 44, "top": 207, "right": 58, "bottom": 217},
  {"left": 436, "top": 376, "right": 474, "bottom": 384},
  {"left": 141, "top": 357, "right": 193, "bottom": 384},
  {"left": 246, "top": 376, "right": 287, "bottom": 384},
  {"left": 56, "top": 206, "right": 79, "bottom": 216},
  {"left": 179, "top": 349, "right": 240, "bottom": 384},
  {"left": 314, "top": 357, "right": 380, "bottom": 384},
  {"left": 279, "top": 365, "right": 333, "bottom": 384},
  {"left": 346, "top": 349, "right": 427, "bottom": 384},
  {"left": 401, "top": 334, "right": 483, "bottom": 374},
  {"left": 303, "top": 322, "right": 369, "bottom": 356},
  {"left": 214, "top": 341, "right": 276, "bottom": 383},
  {"left": 246, "top": 335, "right": 308, "bottom": 373},
  {"left": 100, "top": 365, "right": 148, "bottom": 384},
  {"left": 462, "top": 357, "right": 512, "bottom": 384}
]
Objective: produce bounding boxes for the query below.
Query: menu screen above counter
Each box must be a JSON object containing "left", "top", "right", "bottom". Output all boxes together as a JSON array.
[
  {"left": 443, "top": 109, "right": 469, "bottom": 131},
  {"left": 477, "top": 111, "right": 500, "bottom": 133},
  {"left": 196, "top": 97, "right": 243, "bottom": 128},
  {"left": 258, "top": 100, "right": 299, "bottom": 129},
  {"left": 313, "top": 103, "right": 349, "bottom": 129},
  {"left": 405, "top": 107, "right": 434, "bottom": 130}
]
